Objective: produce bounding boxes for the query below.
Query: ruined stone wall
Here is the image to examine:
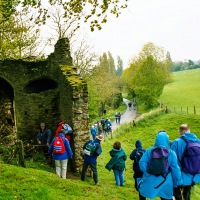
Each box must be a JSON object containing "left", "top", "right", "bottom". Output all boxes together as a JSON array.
[{"left": 0, "top": 38, "right": 90, "bottom": 172}]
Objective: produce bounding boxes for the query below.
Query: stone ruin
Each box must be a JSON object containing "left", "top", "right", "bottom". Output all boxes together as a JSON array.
[{"left": 0, "top": 38, "right": 90, "bottom": 172}]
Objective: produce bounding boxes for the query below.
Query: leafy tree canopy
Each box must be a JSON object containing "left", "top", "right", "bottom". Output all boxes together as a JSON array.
[{"left": 0, "top": 0, "right": 129, "bottom": 31}]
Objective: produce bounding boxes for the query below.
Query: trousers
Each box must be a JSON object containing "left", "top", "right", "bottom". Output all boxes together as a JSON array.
[{"left": 55, "top": 159, "right": 68, "bottom": 179}]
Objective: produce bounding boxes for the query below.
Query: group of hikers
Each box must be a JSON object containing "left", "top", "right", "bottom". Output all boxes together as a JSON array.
[
  {"left": 82, "top": 124, "right": 200, "bottom": 200},
  {"left": 90, "top": 117, "right": 113, "bottom": 138},
  {"left": 36, "top": 120, "right": 200, "bottom": 200}
]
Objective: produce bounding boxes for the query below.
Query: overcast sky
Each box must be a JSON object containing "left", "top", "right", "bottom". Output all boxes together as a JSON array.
[{"left": 80, "top": 0, "right": 200, "bottom": 67}]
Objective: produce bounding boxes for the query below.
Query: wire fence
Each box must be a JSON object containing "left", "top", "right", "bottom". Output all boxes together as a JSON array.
[{"left": 160, "top": 103, "right": 200, "bottom": 115}]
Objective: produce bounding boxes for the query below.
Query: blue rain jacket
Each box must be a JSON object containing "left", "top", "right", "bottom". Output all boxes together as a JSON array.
[
  {"left": 48, "top": 133, "right": 73, "bottom": 160},
  {"left": 171, "top": 132, "right": 200, "bottom": 186},
  {"left": 138, "top": 132, "right": 182, "bottom": 199}
]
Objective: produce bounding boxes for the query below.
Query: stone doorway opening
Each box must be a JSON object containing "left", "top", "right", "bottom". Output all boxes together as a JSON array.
[{"left": 0, "top": 78, "right": 16, "bottom": 144}]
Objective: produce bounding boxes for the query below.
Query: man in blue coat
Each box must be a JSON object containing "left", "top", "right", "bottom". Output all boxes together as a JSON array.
[
  {"left": 171, "top": 124, "right": 200, "bottom": 200},
  {"left": 138, "top": 131, "right": 182, "bottom": 200},
  {"left": 81, "top": 135, "right": 103, "bottom": 185}
]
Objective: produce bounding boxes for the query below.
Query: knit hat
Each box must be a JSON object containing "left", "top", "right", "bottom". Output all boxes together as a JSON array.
[{"left": 40, "top": 122, "right": 45, "bottom": 126}]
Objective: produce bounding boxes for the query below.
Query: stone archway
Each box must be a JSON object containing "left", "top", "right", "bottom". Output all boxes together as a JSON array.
[
  {"left": 24, "top": 78, "right": 58, "bottom": 94},
  {"left": 0, "top": 78, "right": 16, "bottom": 144}
]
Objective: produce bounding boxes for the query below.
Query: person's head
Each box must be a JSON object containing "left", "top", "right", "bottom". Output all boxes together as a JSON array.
[
  {"left": 178, "top": 124, "right": 190, "bottom": 135},
  {"left": 40, "top": 122, "right": 45, "bottom": 131},
  {"left": 154, "top": 131, "right": 170, "bottom": 148},
  {"left": 96, "top": 135, "right": 104, "bottom": 141},
  {"left": 135, "top": 140, "right": 142, "bottom": 148},
  {"left": 113, "top": 141, "right": 121, "bottom": 150}
]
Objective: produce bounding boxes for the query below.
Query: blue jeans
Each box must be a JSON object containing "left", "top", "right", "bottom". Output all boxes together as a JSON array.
[{"left": 113, "top": 170, "right": 124, "bottom": 186}]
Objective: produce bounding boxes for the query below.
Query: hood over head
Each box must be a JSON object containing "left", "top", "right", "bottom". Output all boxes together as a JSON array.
[
  {"left": 135, "top": 140, "right": 142, "bottom": 148},
  {"left": 154, "top": 131, "right": 170, "bottom": 148}
]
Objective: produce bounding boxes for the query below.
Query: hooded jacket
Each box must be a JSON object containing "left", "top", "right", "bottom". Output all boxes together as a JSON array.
[
  {"left": 171, "top": 132, "right": 200, "bottom": 186},
  {"left": 105, "top": 148, "right": 127, "bottom": 171},
  {"left": 48, "top": 133, "right": 73, "bottom": 160},
  {"left": 138, "top": 131, "right": 182, "bottom": 199}
]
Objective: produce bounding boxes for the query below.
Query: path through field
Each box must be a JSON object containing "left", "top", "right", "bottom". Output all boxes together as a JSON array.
[{"left": 111, "top": 98, "right": 137, "bottom": 132}]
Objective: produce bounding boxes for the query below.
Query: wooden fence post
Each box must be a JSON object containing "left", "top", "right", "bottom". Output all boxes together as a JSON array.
[{"left": 16, "top": 140, "right": 26, "bottom": 167}]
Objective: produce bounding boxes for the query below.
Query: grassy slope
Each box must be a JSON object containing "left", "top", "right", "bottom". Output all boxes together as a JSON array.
[
  {"left": 1, "top": 113, "right": 200, "bottom": 200},
  {"left": 159, "top": 69, "right": 200, "bottom": 114}
]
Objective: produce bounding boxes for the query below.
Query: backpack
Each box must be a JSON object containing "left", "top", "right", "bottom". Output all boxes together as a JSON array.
[
  {"left": 181, "top": 137, "right": 200, "bottom": 174},
  {"left": 84, "top": 141, "right": 97, "bottom": 156},
  {"left": 53, "top": 137, "right": 65, "bottom": 154},
  {"left": 147, "top": 147, "right": 169, "bottom": 189},
  {"left": 135, "top": 148, "right": 145, "bottom": 164},
  {"left": 133, "top": 148, "right": 145, "bottom": 172},
  {"left": 147, "top": 147, "right": 169, "bottom": 176},
  {"left": 62, "top": 123, "right": 73, "bottom": 135}
]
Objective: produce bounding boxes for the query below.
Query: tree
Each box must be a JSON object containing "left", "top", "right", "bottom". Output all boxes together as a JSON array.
[
  {"left": 123, "top": 42, "right": 173, "bottom": 107},
  {"left": 0, "top": 0, "right": 129, "bottom": 31},
  {"left": 72, "top": 37, "right": 98, "bottom": 80},
  {"left": 133, "top": 56, "right": 166, "bottom": 107},
  {"left": 0, "top": 9, "right": 42, "bottom": 60},
  {"left": 115, "top": 56, "right": 123, "bottom": 76}
]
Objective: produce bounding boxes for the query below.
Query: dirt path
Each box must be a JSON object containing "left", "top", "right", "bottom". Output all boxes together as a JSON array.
[{"left": 111, "top": 98, "right": 137, "bottom": 132}]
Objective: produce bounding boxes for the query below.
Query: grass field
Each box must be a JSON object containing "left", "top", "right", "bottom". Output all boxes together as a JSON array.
[
  {"left": 1, "top": 112, "right": 200, "bottom": 200},
  {"left": 159, "top": 69, "right": 200, "bottom": 114}
]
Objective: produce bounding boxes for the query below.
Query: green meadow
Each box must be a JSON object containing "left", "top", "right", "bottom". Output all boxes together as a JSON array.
[
  {"left": 1, "top": 112, "right": 200, "bottom": 200},
  {"left": 159, "top": 69, "right": 200, "bottom": 114}
]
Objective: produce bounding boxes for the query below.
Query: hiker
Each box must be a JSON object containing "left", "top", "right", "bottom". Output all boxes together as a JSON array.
[
  {"left": 130, "top": 140, "right": 146, "bottom": 196},
  {"left": 105, "top": 141, "right": 127, "bottom": 186},
  {"left": 48, "top": 130, "right": 73, "bottom": 179},
  {"left": 55, "top": 120, "right": 73, "bottom": 142},
  {"left": 117, "top": 112, "right": 121, "bottom": 124},
  {"left": 90, "top": 125, "right": 97, "bottom": 140},
  {"left": 128, "top": 101, "right": 132, "bottom": 110},
  {"left": 81, "top": 135, "right": 104, "bottom": 185},
  {"left": 100, "top": 118, "right": 106, "bottom": 132},
  {"left": 115, "top": 112, "right": 118, "bottom": 123},
  {"left": 171, "top": 124, "right": 200, "bottom": 200},
  {"left": 105, "top": 119, "right": 112, "bottom": 136},
  {"left": 138, "top": 131, "right": 182, "bottom": 200},
  {"left": 37, "top": 122, "right": 52, "bottom": 146}
]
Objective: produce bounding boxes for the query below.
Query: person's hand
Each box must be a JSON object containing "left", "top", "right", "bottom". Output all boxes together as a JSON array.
[{"left": 38, "top": 141, "right": 41, "bottom": 145}]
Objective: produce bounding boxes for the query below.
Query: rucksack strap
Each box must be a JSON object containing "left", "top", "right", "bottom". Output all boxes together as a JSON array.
[{"left": 154, "top": 174, "right": 168, "bottom": 189}]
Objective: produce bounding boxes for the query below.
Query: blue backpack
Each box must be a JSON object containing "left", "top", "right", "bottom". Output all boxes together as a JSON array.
[{"left": 181, "top": 137, "right": 200, "bottom": 175}]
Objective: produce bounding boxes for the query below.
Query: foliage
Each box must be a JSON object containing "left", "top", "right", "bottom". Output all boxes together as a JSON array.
[
  {"left": 159, "top": 69, "right": 200, "bottom": 113},
  {"left": 171, "top": 60, "right": 200, "bottom": 72},
  {"left": 1, "top": 112, "right": 200, "bottom": 199},
  {"left": 115, "top": 56, "right": 123, "bottom": 76},
  {"left": 0, "top": 9, "right": 43, "bottom": 60},
  {"left": 0, "top": 0, "right": 129, "bottom": 31},
  {"left": 123, "top": 42, "right": 173, "bottom": 108},
  {"left": 88, "top": 52, "right": 123, "bottom": 117}
]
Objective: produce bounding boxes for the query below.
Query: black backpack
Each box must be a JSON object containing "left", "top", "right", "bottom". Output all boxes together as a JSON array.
[{"left": 133, "top": 148, "right": 145, "bottom": 172}]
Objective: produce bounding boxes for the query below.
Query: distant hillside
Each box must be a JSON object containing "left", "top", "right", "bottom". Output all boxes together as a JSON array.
[
  {"left": 159, "top": 69, "right": 200, "bottom": 114},
  {"left": 1, "top": 112, "right": 200, "bottom": 200}
]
